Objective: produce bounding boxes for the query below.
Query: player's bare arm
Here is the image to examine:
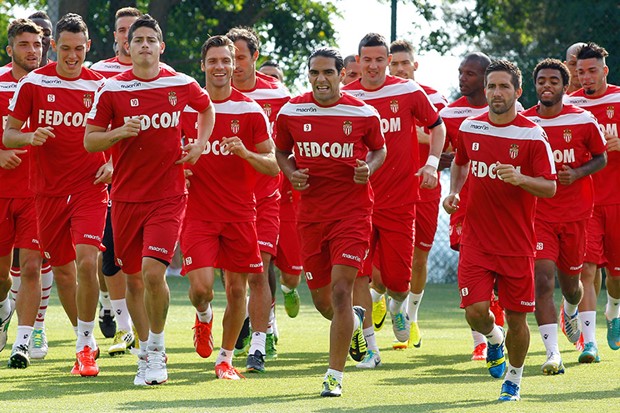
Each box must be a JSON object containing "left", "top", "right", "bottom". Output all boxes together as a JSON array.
[
  {"left": 93, "top": 157, "right": 113, "bottom": 185},
  {"left": 276, "top": 148, "right": 309, "bottom": 190},
  {"left": 223, "top": 136, "right": 279, "bottom": 177},
  {"left": 495, "top": 162, "right": 556, "bottom": 198},
  {"left": 83, "top": 116, "right": 142, "bottom": 152},
  {"left": 557, "top": 152, "right": 607, "bottom": 186},
  {"left": 354, "top": 145, "right": 386, "bottom": 184},
  {"left": 0, "top": 148, "right": 27, "bottom": 169},
  {"left": 177, "top": 103, "right": 215, "bottom": 165},
  {"left": 3, "top": 116, "right": 55, "bottom": 148},
  {"left": 443, "top": 161, "right": 469, "bottom": 214},
  {"left": 415, "top": 121, "right": 446, "bottom": 189}
]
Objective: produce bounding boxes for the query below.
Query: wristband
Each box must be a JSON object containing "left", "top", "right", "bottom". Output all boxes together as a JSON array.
[{"left": 426, "top": 155, "right": 439, "bottom": 169}]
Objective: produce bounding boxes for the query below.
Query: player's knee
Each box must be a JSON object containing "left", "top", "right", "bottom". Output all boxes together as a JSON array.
[
  {"left": 312, "top": 293, "right": 332, "bottom": 319},
  {"left": 189, "top": 282, "right": 213, "bottom": 304}
]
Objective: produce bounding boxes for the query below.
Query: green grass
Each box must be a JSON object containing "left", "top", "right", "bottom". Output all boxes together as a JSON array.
[{"left": 1, "top": 278, "right": 619, "bottom": 412}]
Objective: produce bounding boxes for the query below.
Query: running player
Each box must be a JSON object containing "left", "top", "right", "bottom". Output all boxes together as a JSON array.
[
  {"left": 523, "top": 58, "right": 606, "bottom": 373},
  {"left": 181, "top": 35, "right": 278, "bottom": 379},
  {"left": 443, "top": 60, "right": 556, "bottom": 401},
  {"left": 342, "top": 54, "right": 361, "bottom": 85},
  {"left": 84, "top": 14, "right": 215, "bottom": 385},
  {"left": 90, "top": 6, "right": 143, "bottom": 356},
  {"left": 343, "top": 33, "right": 445, "bottom": 367},
  {"left": 567, "top": 42, "right": 620, "bottom": 357},
  {"left": 226, "top": 27, "right": 290, "bottom": 360},
  {"left": 276, "top": 46, "right": 386, "bottom": 396},
  {"left": 0, "top": 18, "right": 43, "bottom": 369},
  {"left": 4, "top": 13, "right": 110, "bottom": 377}
]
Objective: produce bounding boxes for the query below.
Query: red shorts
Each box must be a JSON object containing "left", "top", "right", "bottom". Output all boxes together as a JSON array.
[
  {"left": 415, "top": 199, "right": 439, "bottom": 251},
  {"left": 458, "top": 246, "right": 535, "bottom": 313},
  {"left": 299, "top": 215, "right": 371, "bottom": 290},
  {"left": 274, "top": 220, "right": 303, "bottom": 276},
  {"left": 585, "top": 205, "right": 620, "bottom": 276},
  {"left": 535, "top": 218, "right": 587, "bottom": 275},
  {"left": 181, "top": 220, "right": 263, "bottom": 274},
  {"left": 35, "top": 188, "right": 108, "bottom": 266},
  {"left": 256, "top": 192, "right": 280, "bottom": 257},
  {"left": 449, "top": 208, "right": 465, "bottom": 251},
  {"left": 363, "top": 206, "right": 415, "bottom": 293},
  {"left": 112, "top": 195, "right": 186, "bottom": 275},
  {"left": 0, "top": 197, "right": 40, "bottom": 256}
]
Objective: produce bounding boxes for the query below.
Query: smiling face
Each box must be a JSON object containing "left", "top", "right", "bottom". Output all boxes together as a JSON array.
[
  {"left": 535, "top": 68, "right": 567, "bottom": 107},
  {"left": 52, "top": 30, "right": 90, "bottom": 78},
  {"left": 8, "top": 31, "right": 42, "bottom": 73},
  {"left": 129, "top": 26, "right": 164, "bottom": 69},
  {"left": 358, "top": 45, "right": 389, "bottom": 89},
  {"left": 203, "top": 45, "right": 234, "bottom": 90},
  {"left": 309, "top": 55, "right": 343, "bottom": 106}
]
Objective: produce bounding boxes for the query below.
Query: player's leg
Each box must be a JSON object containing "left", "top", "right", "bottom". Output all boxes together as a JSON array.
[
  {"left": 30, "top": 260, "right": 53, "bottom": 359},
  {"left": 97, "top": 255, "right": 115, "bottom": 338},
  {"left": 187, "top": 267, "right": 216, "bottom": 358},
  {"left": 535, "top": 259, "right": 563, "bottom": 375},
  {"left": 500, "top": 309, "right": 529, "bottom": 401},
  {"left": 353, "top": 275, "right": 378, "bottom": 368},
  {"left": 603, "top": 205, "right": 620, "bottom": 350},
  {"left": 276, "top": 219, "right": 302, "bottom": 319},
  {"left": 409, "top": 246, "right": 429, "bottom": 348},
  {"left": 0, "top": 252, "right": 13, "bottom": 353}
]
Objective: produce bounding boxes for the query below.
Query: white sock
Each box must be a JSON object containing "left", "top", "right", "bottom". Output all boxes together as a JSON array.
[
  {"left": 148, "top": 331, "right": 165, "bottom": 351},
  {"left": 281, "top": 285, "right": 292, "bottom": 294},
  {"left": 580, "top": 311, "right": 597, "bottom": 344},
  {"left": 111, "top": 298, "right": 133, "bottom": 331},
  {"left": 9, "top": 267, "right": 20, "bottom": 303},
  {"left": 388, "top": 297, "right": 406, "bottom": 315},
  {"left": 407, "top": 291, "right": 424, "bottom": 322},
  {"left": 99, "top": 291, "right": 112, "bottom": 311},
  {"left": 539, "top": 323, "right": 560, "bottom": 357},
  {"left": 370, "top": 288, "right": 383, "bottom": 303},
  {"left": 325, "top": 368, "right": 343, "bottom": 383},
  {"left": 0, "top": 297, "right": 11, "bottom": 320},
  {"left": 605, "top": 292, "right": 620, "bottom": 320},
  {"left": 484, "top": 325, "right": 504, "bottom": 345},
  {"left": 76, "top": 319, "right": 96, "bottom": 351},
  {"left": 563, "top": 299, "right": 578, "bottom": 317},
  {"left": 73, "top": 325, "right": 78, "bottom": 337},
  {"left": 215, "top": 348, "right": 233, "bottom": 366},
  {"left": 14, "top": 325, "right": 34, "bottom": 348},
  {"left": 472, "top": 330, "right": 486, "bottom": 347},
  {"left": 196, "top": 304, "right": 213, "bottom": 323},
  {"left": 504, "top": 362, "right": 523, "bottom": 386},
  {"left": 35, "top": 264, "right": 53, "bottom": 329},
  {"left": 139, "top": 340, "right": 148, "bottom": 351},
  {"left": 248, "top": 331, "right": 266, "bottom": 355},
  {"left": 364, "top": 326, "right": 378, "bottom": 351}
]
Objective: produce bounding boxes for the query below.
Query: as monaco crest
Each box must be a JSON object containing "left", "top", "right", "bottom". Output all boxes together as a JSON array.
[
  {"left": 263, "top": 103, "right": 272, "bottom": 118},
  {"left": 607, "top": 105, "right": 615, "bottom": 119},
  {"left": 563, "top": 129, "right": 572, "bottom": 143},
  {"left": 390, "top": 99, "right": 399, "bottom": 113},
  {"left": 509, "top": 144, "right": 519, "bottom": 159},
  {"left": 83, "top": 93, "right": 93, "bottom": 109},
  {"left": 231, "top": 119, "right": 240, "bottom": 134},
  {"left": 343, "top": 120, "right": 352, "bottom": 136},
  {"left": 168, "top": 91, "right": 177, "bottom": 106}
]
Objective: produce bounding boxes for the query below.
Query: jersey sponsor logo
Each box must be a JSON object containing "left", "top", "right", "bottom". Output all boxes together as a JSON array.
[
  {"left": 470, "top": 123, "right": 489, "bottom": 131},
  {"left": 147, "top": 245, "right": 169, "bottom": 255},
  {"left": 343, "top": 120, "right": 352, "bottom": 136},
  {"left": 536, "top": 242, "right": 543, "bottom": 251},
  {"left": 130, "top": 98, "right": 139, "bottom": 107},
  {"left": 342, "top": 252, "right": 361, "bottom": 262},
  {"left": 563, "top": 129, "right": 572, "bottom": 143},
  {"left": 83, "top": 93, "right": 93, "bottom": 109},
  {"left": 231, "top": 119, "right": 240, "bottom": 134},
  {"left": 303, "top": 123, "right": 311, "bottom": 132},
  {"left": 258, "top": 240, "right": 274, "bottom": 249},
  {"left": 83, "top": 233, "right": 102, "bottom": 242},
  {"left": 601, "top": 123, "right": 618, "bottom": 137},
  {"left": 41, "top": 78, "right": 61, "bottom": 85},
  {"left": 249, "top": 262, "right": 262, "bottom": 268},
  {"left": 472, "top": 142, "right": 479, "bottom": 151},
  {"left": 607, "top": 105, "right": 615, "bottom": 119},
  {"left": 120, "top": 81, "right": 141, "bottom": 89},
  {"left": 199, "top": 139, "right": 234, "bottom": 156},
  {"left": 552, "top": 148, "right": 575, "bottom": 164},
  {"left": 296, "top": 141, "right": 354, "bottom": 159},
  {"left": 38, "top": 109, "right": 88, "bottom": 127},
  {"left": 47, "top": 94, "right": 55, "bottom": 102},
  {"left": 380, "top": 117, "right": 401, "bottom": 133},
  {"left": 294, "top": 106, "right": 317, "bottom": 113},
  {"left": 168, "top": 91, "right": 177, "bottom": 106},
  {"left": 123, "top": 111, "right": 181, "bottom": 130},
  {"left": 520, "top": 300, "right": 535, "bottom": 306},
  {"left": 569, "top": 264, "right": 583, "bottom": 271},
  {"left": 470, "top": 160, "right": 521, "bottom": 179},
  {"left": 509, "top": 144, "right": 519, "bottom": 159},
  {"left": 390, "top": 99, "right": 399, "bottom": 113},
  {"left": 453, "top": 108, "right": 473, "bottom": 115},
  {"left": 262, "top": 103, "right": 272, "bottom": 117}
]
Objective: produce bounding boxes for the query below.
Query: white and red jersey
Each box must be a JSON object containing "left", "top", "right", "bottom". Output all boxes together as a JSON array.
[
  {"left": 87, "top": 66, "right": 212, "bottom": 203},
  {"left": 0, "top": 71, "right": 32, "bottom": 199},
  {"left": 523, "top": 104, "right": 606, "bottom": 222},
  {"left": 343, "top": 76, "right": 440, "bottom": 208},
  {"left": 455, "top": 113, "right": 556, "bottom": 256},
  {"left": 238, "top": 74, "right": 290, "bottom": 200},
  {"left": 90, "top": 56, "right": 132, "bottom": 78},
  {"left": 419, "top": 83, "right": 448, "bottom": 202},
  {"left": 567, "top": 85, "right": 620, "bottom": 205},
  {"left": 181, "top": 88, "right": 270, "bottom": 222},
  {"left": 276, "top": 92, "right": 385, "bottom": 223},
  {"left": 9, "top": 63, "right": 106, "bottom": 196},
  {"left": 0, "top": 63, "right": 12, "bottom": 76}
]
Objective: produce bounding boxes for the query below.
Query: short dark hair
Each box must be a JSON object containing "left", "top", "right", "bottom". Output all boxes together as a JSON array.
[
  {"left": 389, "top": 39, "right": 414, "bottom": 55},
  {"left": 308, "top": 47, "right": 344, "bottom": 73},
  {"left": 343, "top": 54, "right": 356, "bottom": 67},
  {"left": 55, "top": 13, "right": 88, "bottom": 41},
  {"left": 28, "top": 11, "right": 51, "bottom": 21},
  {"left": 226, "top": 26, "right": 260, "bottom": 56},
  {"left": 462, "top": 52, "right": 491, "bottom": 71},
  {"left": 358, "top": 32, "right": 389, "bottom": 56},
  {"left": 485, "top": 59, "right": 522, "bottom": 90},
  {"left": 8, "top": 18, "right": 42, "bottom": 47},
  {"left": 576, "top": 42, "right": 609, "bottom": 62},
  {"left": 128, "top": 14, "right": 163, "bottom": 43},
  {"left": 533, "top": 58, "right": 570, "bottom": 86},
  {"left": 201, "top": 35, "right": 235, "bottom": 62},
  {"left": 115, "top": 7, "right": 142, "bottom": 29}
]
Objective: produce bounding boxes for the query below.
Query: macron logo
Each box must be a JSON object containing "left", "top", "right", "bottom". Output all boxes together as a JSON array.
[{"left": 148, "top": 245, "right": 168, "bottom": 254}]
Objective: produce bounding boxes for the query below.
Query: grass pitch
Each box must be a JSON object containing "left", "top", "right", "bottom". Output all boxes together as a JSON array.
[{"left": 0, "top": 277, "right": 619, "bottom": 412}]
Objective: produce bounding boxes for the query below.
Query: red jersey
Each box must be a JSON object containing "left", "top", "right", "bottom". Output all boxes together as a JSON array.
[
  {"left": 238, "top": 75, "right": 290, "bottom": 200},
  {"left": 455, "top": 113, "right": 556, "bottom": 256},
  {"left": 0, "top": 63, "right": 12, "bottom": 76},
  {"left": 181, "top": 88, "right": 270, "bottom": 222},
  {"left": 276, "top": 92, "right": 385, "bottom": 223},
  {"left": 278, "top": 173, "right": 300, "bottom": 222},
  {"left": 9, "top": 63, "right": 106, "bottom": 196},
  {"left": 567, "top": 85, "right": 620, "bottom": 205},
  {"left": 0, "top": 71, "right": 32, "bottom": 198},
  {"left": 523, "top": 104, "right": 606, "bottom": 222},
  {"left": 87, "top": 67, "right": 212, "bottom": 202},
  {"left": 419, "top": 83, "right": 448, "bottom": 202},
  {"left": 90, "top": 56, "right": 132, "bottom": 78},
  {"left": 343, "top": 76, "right": 440, "bottom": 208}
]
